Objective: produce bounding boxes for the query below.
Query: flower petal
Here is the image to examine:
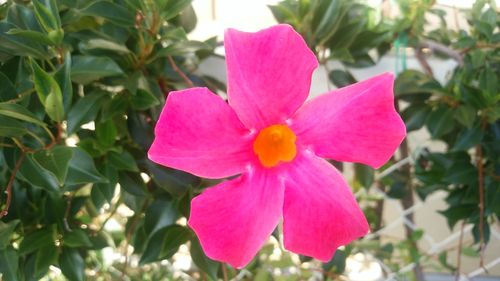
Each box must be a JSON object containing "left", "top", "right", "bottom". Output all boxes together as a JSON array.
[
  {"left": 291, "top": 73, "right": 406, "bottom": 168},
  {"left": 148, "top": 87, "right": 254, "bottom": 179},
  {"left": 188, "top": 169, "right": 284, "bottom": 268},
  {"left": 282, "top": 151, "right": 369, "bottom": 261},
  {"left": 224, "top": 24, "right": 318, "bottom": 129}
]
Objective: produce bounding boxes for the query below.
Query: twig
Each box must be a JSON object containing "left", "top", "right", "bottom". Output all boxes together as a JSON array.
[
  {"left": 0, "top": 152, "right": 26, "bottom": 218},
  {"left": 63, "top": 194, "right": 73, "bottom": 232},
  {"left": 394, "top": 101, "right": 426, "bottom": 281},
  {"left": 476, "top": 143, "right": 487, "bottom": 272},
  {"left": 455, "top": 221, "right": 465, "bottom": 281},
  {"left": 221, "top": 263, "right": 228, "bottom": 281},
  {"left": 167, "top": 56, "right": 194, "bottom": 88},
  {"left": 415, "top": 47, "right": 434, "bottom": 77},
  {"left": 419, "top": 40, "right": 463, "bottom": 65},
  {"left": 121, "top": 200, "right": 149, "bottom": 280}
]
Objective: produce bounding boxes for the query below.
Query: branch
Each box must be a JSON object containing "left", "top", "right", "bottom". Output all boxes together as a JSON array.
[
  {"left": 415, "top": 47, "right": 434, "bottom": 77},
  {"left": 167, "top": 56, "right": 195, "bottom": 88},
  {"left": 419, "top": 39, "right": 464, "bottom": 66},
  {"left": 0, "top": 152, "right": 26, "bottom": 218}
]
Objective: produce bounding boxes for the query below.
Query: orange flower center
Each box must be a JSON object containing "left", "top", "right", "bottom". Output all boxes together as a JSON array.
[{"left": 253, "top": 124, "right": 297, "bottom": 168}]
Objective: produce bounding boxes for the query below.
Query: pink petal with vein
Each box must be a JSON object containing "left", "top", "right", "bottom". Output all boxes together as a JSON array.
[
  {"left": 188, "top": 169, "right": 284, "bottom": 268},
  {"left": 148, "top": 87, "right": 254, "bottom": 179},
  {"left": 225, "top": 24, "right": 318, "bottom": 129},
  {"left": 282, "top": 151, "right": 369, "bottom": 261},
  {"left": 291, "top": 73, "right": 406, "bottom": 168}
]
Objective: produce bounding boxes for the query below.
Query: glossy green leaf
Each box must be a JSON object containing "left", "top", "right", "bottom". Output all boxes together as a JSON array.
[
  {"left": 0, "top": 116, "right": 27, "bottom": 137},
  {"left": 0, "top": 220, "right": 20, "bottom": 250},
  {"left": 190, "top": 238, "right": 219, "bottom": 280},
  {"left": 426, "top": 106, "right": 455, "bottom": 138},
  {"left": 66, "top": 92, "right": 104, "bottom": 134},
  {"left": 453, "top": 126, "right": 483, "bottom": 151},
  {"left": 32, "top": 0, "right": 60, "bottom": 32},
  {"left": 33, "top": 146, "right": 73, "bottom": 186},
  {"left": 108, "top": 151, "right": 138, "bottom": 172},
  {"left": 119, "top": 172, "right": 147, "bottom": 196},
  {"left": 54, "top": 52, "right": 73, "bottom": 112},
  {"left": 130, "top": 89, "right": 160, "bottom": 110},
  {"left": 31, "top": 59, "right": 64, "bottom": 121},
  {"left": 160, "top": 0, "right": 193, "bottom": 20},
  {"left": 0, "top": 247, "right": 19, "bottom": 281},
  {"left": 59, "top": 248, "right": 84, "bottom": 281},
  {"left": 71, "top": 55, "right": 124, "bottom": 84},
  {"left": 17, "top": 154, "right": 59, "bottom": 192},
  {"left": 5, "top": 29, "right": 54, "bottom": 45},
  {"left": 65, "top": 147, "right": 107, "bottom": 185},
  {"left": 63, "top": 229, "right": 93, "bottom": 248},
  {"left": 0, "top": 72, "right": 16, "bottom": 101},
  {"left": 34, "top": 243, "right": 58, "bottom": 278},
  {"left": 329, "top": 69, "right": 356, "bottom": 88},
  {"left": 0, "top": 22, "right": 49, "bottom": 59},
  {"left": 95, "top": 119, "right": 117, "bottom": 147},
  {"left": 139, "top": 225, "right": 190, "bottom": 265},
  {"left": 18, "top": 227, "right": 55, "bottom": 255},
  {"left": 80, "top": 1, "right": 135, "bottom": 26},
  {"left": 0, "top": 103, "right": 46, "bottom": 127}
]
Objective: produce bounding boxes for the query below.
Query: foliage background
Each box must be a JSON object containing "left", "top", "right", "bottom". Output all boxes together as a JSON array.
[{"left": 0, "top": 0, "right": 499, "bottom": 280}]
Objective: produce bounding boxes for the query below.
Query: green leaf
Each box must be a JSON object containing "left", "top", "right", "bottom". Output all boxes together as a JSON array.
[
  {"left": 79, "top": 38, "right": 131, "bottom": 54},
  {"left": 34, "top": 244, "right": 58, "bottom": 278},
  {"left": 426, "top": 106, "right": 454, "bottom": 138},
  {"left": 54, "top": 52, "right": 73, "bottom": 112},
  {"left": 354, "top": 163, "right": 374, "bottom": 188},
  {"left": 91, "top": 164, "right": 118, "bottom": 209},
  {"left": 144, "top": 198, "right": 178, "bottom": 236},
  {"left": 0, "top": 220, "right": 20, "bottom": 250},
  {"left": 329, "top": 70, "right": 356, "bottom": 88},
  {"left": 322, "top": 249, "right": 346, "bottom": 273},
  {"left": 95, "top": 119, "right": 117, "bottom": 147},
  {"left": 146, "top": 161, "right": 200, "bottom": 197},
  {"left": 66, "top": 92, "right": 104, "bottom": 134},
  {"left": 402, "top": 105, "right": 431, "bottom": 132},
  {"left": 461, "top": 247, "right": 480, "bottom": 257},
  {"left": 80, "top": 1, "right": 135, "bottom": 26},
  {"left": 6, "top": 29, "right": 54, "bottom": 45},
  {"left": 0, "top": 22, "right": 49, "bottom": 59},
  {"left": 130, "top": 89, "right": 160, "bottom": 110},
  {"left": 0, "top": 72, "right": 16, "bottom": 101},
  {"left": 17, "top": 154, "right": 59, "bottom": 192},
  {"left": 160, "top": 0, "right": 193, "bottom": 20},
  {"left": 0, "top": 247, "right": 19, "bottom": 281},
  {"left": 33, "top": 146, "right": 73, "bottom": 186},
  {"left": 454, "top": 105, "right": 476, "bottom": 128},
  {"left": 312, "top": 0, "right": 343, "bottom": 41},
  {"left": 18, "top": 227, "right": 55, "bottom": 255},
  {"left": 32, "top": 0, "right": 61, "bottom": 32},
  {"left": 63, "top": 229, "right": 93, "bottom": 248},
  {"left": 31, "top": 59, "right": 64, "bottom": 121},
  {"left": 108, "top": 151, "right": 138, "bottom": 172},
  {"left": 453, "top": 126, "right": 483, "bottom": 151},
  {"left": 59, "top": 248, "right": 84, "bottom": 281},
  {"left": 119, "top": 172, "right": 147, "bottom": 196},
  {"left": 0, "top": 103, "right": 46, "bottom": 128},
  {"left": 154, "top": 40, "right": 209, "bottom": 59},
  {"left": 139, "top": 225, "right": 190, "bottom": 265},
  {"left": 71, "top": 55, "right": 124, "bottom": 84},
  {"left": 190, "top": 238, "right": 219, "bottom": 280},
  {"left": 66, "top": 147, "right": 107, "bottom": 185},
  {"left": 0, "top": 116, "right": 28, "bottom": 137}
]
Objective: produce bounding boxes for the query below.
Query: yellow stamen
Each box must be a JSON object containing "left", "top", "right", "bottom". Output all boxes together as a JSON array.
[{"left": 253, "top": 124, "right": 297, "bottom": 168}]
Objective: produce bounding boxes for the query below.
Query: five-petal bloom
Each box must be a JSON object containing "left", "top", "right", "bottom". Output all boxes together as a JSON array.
[{"left": 148, "top": 24, "right": 406, "bottom": 268}]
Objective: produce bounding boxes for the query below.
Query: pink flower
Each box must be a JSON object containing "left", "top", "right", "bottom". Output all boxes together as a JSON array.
[{"left": 148, "top": 24, "right": 406, "bottom": 268}]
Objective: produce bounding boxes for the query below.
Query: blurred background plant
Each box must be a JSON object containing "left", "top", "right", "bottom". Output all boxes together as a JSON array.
[{"left": 0, "top": 0, "right": 499, "bottom": 280}]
